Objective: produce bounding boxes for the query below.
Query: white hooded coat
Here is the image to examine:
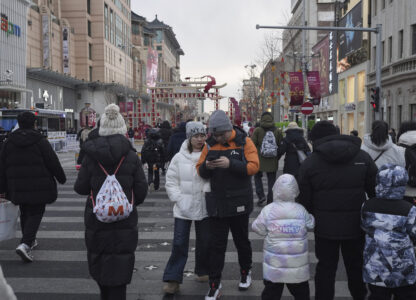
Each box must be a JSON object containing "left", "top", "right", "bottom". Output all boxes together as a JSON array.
[
  {"left": 252, "top": 174, "right": 314, "bottom": 283},
  {"left": 165, "top": 140, "right": 208, "bottom": 220},
  {"left": 398, "top": 130, "right": 416, "bottom": 198},
  {"left": 361, "top": 134, "right": 405, "bottom": 169}
]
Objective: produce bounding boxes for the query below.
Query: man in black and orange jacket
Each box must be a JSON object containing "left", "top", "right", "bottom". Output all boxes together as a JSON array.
[{"left": 197, "top": 110, "right": 259, "bottom": 299}]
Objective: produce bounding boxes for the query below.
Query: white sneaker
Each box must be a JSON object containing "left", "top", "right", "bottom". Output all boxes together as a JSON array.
[
  {"left": 16, "top": 243, "right": 33, "bottom": 262},
  {"left": 205, "top": 283, "right": 221, "bottom": 299},
  {"left": 238, "top": 270, "right": 252, "bottom": 290}
]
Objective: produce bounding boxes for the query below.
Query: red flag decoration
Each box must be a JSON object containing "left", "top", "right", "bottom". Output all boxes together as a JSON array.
[
  {"left": 289, "top": 72, "right": 304, "bottom": 106},
  {"left": 306, "top": 71, "right": 321, "bottom": 105},
  {"left": 203, "top": 76, "right": 216, "bottom": 93}
]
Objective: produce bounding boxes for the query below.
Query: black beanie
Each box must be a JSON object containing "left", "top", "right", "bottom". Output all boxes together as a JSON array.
[
  {"left": 17, "top": 112, "right": 36, "bottom": 129},
  {"left": 310, "top": 120, "right": 338, "bottom": 142}
]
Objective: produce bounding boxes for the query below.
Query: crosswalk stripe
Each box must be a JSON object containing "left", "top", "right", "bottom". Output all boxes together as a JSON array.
[
  {"left": 6, "top": 278, "right": 352, "bottom": 297},
  {"left": 0, "top": 154, "right": 350, "bottom": 299},
  {"left": 0, "top": 250, "right": 319, "bottom": 263},
  {"left": 14, "top": 230, "right": 315, "bottom": 240}
]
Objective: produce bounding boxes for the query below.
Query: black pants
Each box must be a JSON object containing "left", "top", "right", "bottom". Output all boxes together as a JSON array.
[
  {"left": 315, "top": 236, "right": 367, "bottom": 300},
  {"left": 19, "top": 204, "right": 46, "bottom": 246},
  {"left": 261, "top": 280, "right": 310, "bottom": 300},
  {"left": 368, "top": 283, "right": 416, "bottom": 300},
  {"left": 254, "top": 171, "right": 277, "bottom": 204},
  {"left": 147, "top": 163, "right": 160, "bottom": 190},
  {"left": 208, "top": 214, "right": 252, "bottom": 285},
  {"left": 98, "top": 284, "right": 126, "bottom": 300}
]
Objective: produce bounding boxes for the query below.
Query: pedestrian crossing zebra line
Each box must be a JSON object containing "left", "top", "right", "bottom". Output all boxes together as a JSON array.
[{"left": 0, "top": 169, "right": 352, "bottom": 300}]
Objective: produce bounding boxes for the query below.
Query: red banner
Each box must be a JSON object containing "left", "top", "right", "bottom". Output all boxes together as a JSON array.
[
  {"left": 289, "top": 72, "right": 304, "bottom": 106},
  {"left": 119, "top": 102, "right": 126, "bottom": 113},
  {"left": 307, "top": 71, "right": 321, "bottom": 103}
]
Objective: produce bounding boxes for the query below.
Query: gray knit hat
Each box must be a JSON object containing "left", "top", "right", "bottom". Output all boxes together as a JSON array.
[
  {"left": 186, "top": 121, "right": 206, "bottom": 139},
  {"left": 99, "top": 103, "right": 127, "bottom": 136},
  {"left": 208, "top": 110, "right": 233, "bottom": 133}
]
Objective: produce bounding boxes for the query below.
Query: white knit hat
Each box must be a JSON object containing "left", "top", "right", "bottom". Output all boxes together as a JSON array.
[{"left": 99, "top": 104, "right": 127, "bottom": 136}]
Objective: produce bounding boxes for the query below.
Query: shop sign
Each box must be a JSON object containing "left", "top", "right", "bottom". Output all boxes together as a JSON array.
[
  {"left": 1, "top": 13, "right": 21, "bottom": 37},
  {"left": 344, "top": 103, "right": 356, "bottom": 112}
]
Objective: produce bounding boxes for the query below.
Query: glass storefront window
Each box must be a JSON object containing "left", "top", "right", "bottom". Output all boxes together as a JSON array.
[
  {"left": 357, "top": 71, "right": 365, "bottom": 101},
  {"left": 347, "top": 75, "right": 355, "bottom": 103},
  {"left": 339, "top": 79, "right": 345, "bottom": 105}
]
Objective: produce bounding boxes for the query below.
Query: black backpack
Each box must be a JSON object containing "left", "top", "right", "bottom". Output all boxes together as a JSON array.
[
  {"left": 405, "top": 145, "right": 416, "bottom": 187},
  {"left": 141, "top": 138, "right": 164, "bottom": 164}
]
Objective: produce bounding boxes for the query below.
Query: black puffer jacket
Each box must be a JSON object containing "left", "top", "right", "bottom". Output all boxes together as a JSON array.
[
  {"left": 298, "top": 135, "right": 377, "bottom": 240},
  {"left": 0, "top": 129, "right": 66, "bottom": 204},
  {"left": 167, "top": 122, "right": 187, "bottom": 161},
  {"left": 278, "top": 128, "right": 310, "bottom": 177},
  {"left": 74, "top": 134, "right": 147, "bottom": 286}
]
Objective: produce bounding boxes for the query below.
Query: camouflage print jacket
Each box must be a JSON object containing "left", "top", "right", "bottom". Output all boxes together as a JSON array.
[{"left": 361, "top": 164, "right": 416, "bottom": 288}]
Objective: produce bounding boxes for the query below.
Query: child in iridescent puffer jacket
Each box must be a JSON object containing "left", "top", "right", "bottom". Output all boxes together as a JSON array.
[{"left": 252, "top": 174, "right": 314, "bottom": 300}]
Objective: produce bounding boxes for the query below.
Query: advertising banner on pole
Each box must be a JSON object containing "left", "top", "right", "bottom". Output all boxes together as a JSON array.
[
  {"left": 42, "top": 15, "right": 50, "bottom": 68},
  {"left": 338, "top": 1, "right": 362, "bottom": 60},
  {"left": 146, "top": 47, "right": 158, "bottom": 93},
  {"left": 312, "top": 36, "right": 329, "bottom": 96},
  {"left": 289, "top": 72, "right": 304, "bottom": 106},
  {"left": 62, "top": 27, "right": 70, "bottom": 74},
  {"left": 306, "top": 71, "right": 321, "bottom": 104},
  {"left": 119, "top": 102, "right": 126, "bottom": 113}
]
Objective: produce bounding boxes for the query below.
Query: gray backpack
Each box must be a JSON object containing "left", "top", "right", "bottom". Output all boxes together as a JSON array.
[{"left": 260, "top": 130, "right": 278, "bottom": 158}]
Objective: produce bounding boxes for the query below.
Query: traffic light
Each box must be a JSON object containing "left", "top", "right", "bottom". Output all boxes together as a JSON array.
[{"left": 370, "top": 87, "right": 380, "bottom": 112}]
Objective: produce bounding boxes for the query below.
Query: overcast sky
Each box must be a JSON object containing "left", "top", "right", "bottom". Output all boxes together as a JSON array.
[{"left": 132, "top": 0, "right": 292, "bottom": 112}]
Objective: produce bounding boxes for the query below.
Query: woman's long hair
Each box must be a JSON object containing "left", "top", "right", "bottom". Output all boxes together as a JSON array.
[{"left": 370, "top": 120, "right": 389, "bottom": 146}]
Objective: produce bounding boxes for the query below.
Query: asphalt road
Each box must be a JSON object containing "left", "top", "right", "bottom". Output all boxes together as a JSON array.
[{"left": 0, "top": 150, "right": 353, "bottom": 299}]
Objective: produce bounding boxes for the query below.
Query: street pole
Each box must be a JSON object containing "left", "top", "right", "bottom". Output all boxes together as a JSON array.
[
  {"left": 375, "top": 24, "right": 382, "bottom": 121},
  {"left": 256, "top": 23, "right": 382, "bottom": 122},
  {"left": 301, "top": 0, "right": 307, "bottom": 132}
]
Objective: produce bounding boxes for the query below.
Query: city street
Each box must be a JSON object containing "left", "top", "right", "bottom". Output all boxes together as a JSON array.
[{"left": 0, "top": 151, "right": 352, "bottom": 299}]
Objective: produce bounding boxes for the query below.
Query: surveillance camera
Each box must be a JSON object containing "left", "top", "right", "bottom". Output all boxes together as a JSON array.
[{"left": 5, "top": 69, "right": 13, "bottom": 75}]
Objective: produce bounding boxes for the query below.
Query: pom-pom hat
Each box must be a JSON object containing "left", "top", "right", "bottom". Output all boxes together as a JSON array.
[{"left": 99, "top": 104, "right": 127, "bottom": 136}]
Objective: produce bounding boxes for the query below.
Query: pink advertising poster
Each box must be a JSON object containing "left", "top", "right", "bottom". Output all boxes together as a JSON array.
[
  {"left": 289, "top": 72, "right": 304, "bottom": 106},
  {"left": 307, "top": 71, "right": 321, "bottom": 100},
  {"left": 312, "top": 36, "right": 329, "bottom": 96},
  {"left": 146, "top": 47, "right": 158, "bottom": 91}
]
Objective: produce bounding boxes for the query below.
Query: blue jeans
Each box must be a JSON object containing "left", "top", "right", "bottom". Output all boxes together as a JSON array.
[{"left": 163, "top": 218, "right": 210, "bottom": 283}]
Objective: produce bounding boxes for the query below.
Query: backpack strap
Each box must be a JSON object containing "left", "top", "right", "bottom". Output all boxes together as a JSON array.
[
  {"left": 91, "top": 156, "right": 127, "bottom": 208},
  {"left": 374, "top": 150, "right": 385, "bottom": 162},
  {"left": 97, "top": 156, "right": 126, "bottom": 176}
]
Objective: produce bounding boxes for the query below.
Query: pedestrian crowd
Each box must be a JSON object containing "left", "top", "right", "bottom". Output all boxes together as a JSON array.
[{"left": 2, "top": 104, "right": 416, "bottom": 300}]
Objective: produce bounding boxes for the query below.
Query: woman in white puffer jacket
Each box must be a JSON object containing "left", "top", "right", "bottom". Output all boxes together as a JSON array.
[
  {"left": 252, "top": 174, "right": 314, "bottom": 300},
  {"left": 397, "top": 121, "right": 416, "bottom": 203},
  {"left": 162, "top": 122, "right": 210, "bottom": 295},
  {"left": 361, "top": 120, "right": 405, "bottom": 169}
]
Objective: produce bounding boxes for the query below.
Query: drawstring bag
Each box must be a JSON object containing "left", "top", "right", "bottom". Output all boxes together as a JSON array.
[{"left": 91, "top": 157, "right": 133, "bottom": 223}]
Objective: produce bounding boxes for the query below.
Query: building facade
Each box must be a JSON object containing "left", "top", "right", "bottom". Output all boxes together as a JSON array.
[
  {"left": 0, "top": 0, "right": 30, "bottom": 109},
  {"left": 367, "top": 0, "right": 416, "bottom": 131}
]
